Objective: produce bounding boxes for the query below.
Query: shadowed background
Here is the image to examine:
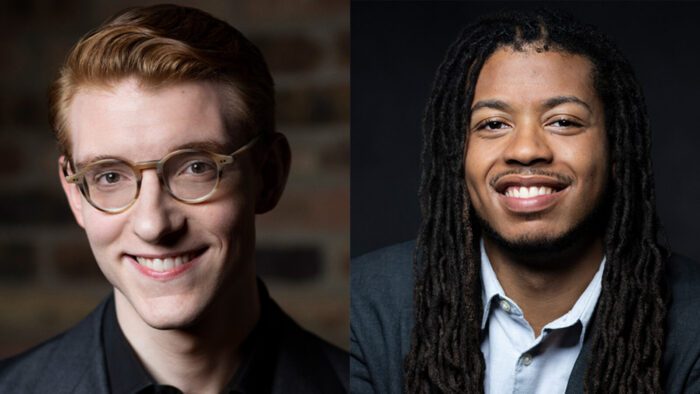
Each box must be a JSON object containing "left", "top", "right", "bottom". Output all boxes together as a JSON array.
[
  {"left": 351, "top": 1, "right": 700, "bottom": 260},
  {"left": 0, "top": 0, "right": 349, "bottom": 358}
]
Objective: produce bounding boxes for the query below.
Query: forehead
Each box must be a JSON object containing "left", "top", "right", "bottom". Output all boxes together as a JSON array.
[
  {"left": 473, "top": 47, "right": 598, "bottom": 106},
  {"left": 67, "top": 79, "right": 237, "bottom": 163}
]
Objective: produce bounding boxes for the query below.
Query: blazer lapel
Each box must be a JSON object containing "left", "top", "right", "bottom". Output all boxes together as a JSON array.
[{"left": 565, "top": 310, "right": 597, "bottom": 394}]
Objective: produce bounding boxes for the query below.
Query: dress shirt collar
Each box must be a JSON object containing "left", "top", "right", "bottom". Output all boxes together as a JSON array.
[
  {"left": 479, "top": 238, "right": 605, "bottom": 338},
  {"left": 102, "top": 280, "right": 277, "bottom": 394}
]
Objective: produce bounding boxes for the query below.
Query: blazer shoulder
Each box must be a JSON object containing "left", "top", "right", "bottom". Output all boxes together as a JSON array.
[
  {"left": 0, "top": 296, "right": 111, "bottom": 393},
  {"left": 350, "top": 241, "right": 416, "bottom": 394},
  {"left": 352, "top": 240, "right": 416, "bottom": 306},
  {"left": 666, "top": 253, "right": 700, "bottom": 312},
  {"left": 663, "top": 254, "right": 700, "bottom": 392}
]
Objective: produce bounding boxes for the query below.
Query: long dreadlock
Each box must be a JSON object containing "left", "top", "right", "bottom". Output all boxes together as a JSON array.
[{"left": 405, "top": 9, "right": 669, "bottom": 393}]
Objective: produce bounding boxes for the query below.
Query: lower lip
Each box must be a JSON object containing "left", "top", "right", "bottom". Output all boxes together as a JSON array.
[
  {"left": 498, "top": 189, "right": 566, "bottom": 213},
  {"left": 128, "top": 250, "right": 205, "bottom": 280}
]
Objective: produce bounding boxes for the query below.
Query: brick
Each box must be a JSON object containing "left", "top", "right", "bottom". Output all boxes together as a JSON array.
[
  {"left": 0, "top": 190, "right": 74, "bottom": 225},
  {"left": 234, "top": 0, "right": 347, "bottom": 22},
  {"left": 0, "top": 242, "right": 36, "bottom": 281},
  {"left": 0, "top": 285, "right": 111, "bottom": 359},
  {"left": 0, "top": 143, "right": 23, "bottom": 176},
  {"left": 277, "top": 85, "right": 349, "bottom": 124},
  {"left": 53, "top": 238, "right": 103, "bottom": 279},
  {"left": 257, "top": 188, "right": 349, "bottom": 231},
  {"left": 0, "top": 41, "right": 26, "bottom": 77},
  {"left": 269, "top": 288, "right": 349, "bottom": 350},
  {"left": 334, "top": 30, "right": 350, "bottom": 67},
  {"left": 255, "top": 35, "right": 322, "bottom": 73},
  {"left": 319, "top": 136, "right": 349, "bottom": 172},
  {"left": 0, "top": 96, "right": 6, "bottom": 131},
  {"left": 9, "top": 94, "right": 46, "bottom": 130},
  {"left": 1, "top": 0, "right": 37, "bottom": 26},
  {"left": 256, "top": 245, "right": 321, "bottom": 280},
  {"left": 42, "top": 0, "right": 83, "bottom": 29}
]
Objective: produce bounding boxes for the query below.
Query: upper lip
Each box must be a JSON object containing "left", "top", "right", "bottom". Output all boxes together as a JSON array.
[
  {"left": 125, "top": 247, "right": 206, "bottom": 259},
  {"left": 492, "top": 174, "right": 570, "bottom": 194}
]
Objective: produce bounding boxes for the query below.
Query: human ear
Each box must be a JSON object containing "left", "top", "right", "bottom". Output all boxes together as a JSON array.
[
  {"left": 58, "top": 156, "right": 86, "bottom": 228},
  {"left": 255, "top": 133, "right": 291, "bottom": 214}
]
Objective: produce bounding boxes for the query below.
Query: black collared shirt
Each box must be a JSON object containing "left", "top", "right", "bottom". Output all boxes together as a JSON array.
[{"left": 102, "top": 285, "right": 277, "bottom": 394}]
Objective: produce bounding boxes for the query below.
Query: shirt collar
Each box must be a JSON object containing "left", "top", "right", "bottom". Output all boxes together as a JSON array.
[
  {"left": 102, "top": 280, "right": 277, "bottom": 394},
  {"left": 479, "top": 238, "right": 605, "bottom": 336}
]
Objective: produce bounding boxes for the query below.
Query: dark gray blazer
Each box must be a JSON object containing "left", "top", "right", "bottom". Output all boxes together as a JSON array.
[
  {"left": 351, "top": 241, "right": 700, "bottom": 393},
  {"left": 0, "top": 293, "right": 349, "bottom": 394}
]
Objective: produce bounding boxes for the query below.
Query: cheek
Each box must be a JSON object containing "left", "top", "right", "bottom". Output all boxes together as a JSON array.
[
  {"left": 82, "top": 211, "right": 127, "bottom": 252},
  {"left": 464, "top": 143, "right": 491, "bottom": 206},
  {"left": 204, "top": 190, "right": 257, "bottom": 250}
]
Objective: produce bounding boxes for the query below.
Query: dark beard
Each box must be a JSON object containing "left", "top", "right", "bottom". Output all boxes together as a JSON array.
[{"left": 473, "top": 193, "right": 610, "bottom": 266}]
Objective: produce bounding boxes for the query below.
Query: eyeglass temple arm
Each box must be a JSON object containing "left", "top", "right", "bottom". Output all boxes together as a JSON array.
[
  {"left": 216, "top": 134, "right": 263, "bottom": 165},
  {"left": 62, "top": 158, "right": 81, "bottom": 184}
]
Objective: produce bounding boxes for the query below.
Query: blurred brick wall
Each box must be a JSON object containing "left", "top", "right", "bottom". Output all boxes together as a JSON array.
[{"left": 0, "top": 0, "right": 349, "bottom": 358}]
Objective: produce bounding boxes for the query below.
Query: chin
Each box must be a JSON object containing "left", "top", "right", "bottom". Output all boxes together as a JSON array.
[
  {"left": 477, "top": 214, "right": 602, "bottom": 259},
  {"left": 132, "top": 293, "right": 209, "bottom": 330}
]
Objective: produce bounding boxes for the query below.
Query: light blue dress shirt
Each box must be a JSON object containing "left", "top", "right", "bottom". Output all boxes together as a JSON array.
[{"left": 479, "top": 241, "right": 605, "bottom": 394}]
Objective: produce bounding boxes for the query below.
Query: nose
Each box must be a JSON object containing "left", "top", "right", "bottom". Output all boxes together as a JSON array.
[
  {"left": 130, "top": 170, "right": 185, "bottom": 244},
  {"left": 503, "top": 120, "right": 554, "bottom": 166}
]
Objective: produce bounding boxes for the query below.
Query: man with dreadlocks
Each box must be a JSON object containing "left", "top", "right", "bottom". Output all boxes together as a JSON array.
[{"left": 351, "top": 8, "right": 700, "bottom": 394}]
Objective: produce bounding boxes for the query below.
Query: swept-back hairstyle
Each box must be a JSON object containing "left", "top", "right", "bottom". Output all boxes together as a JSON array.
[
  {"left": 48, "top": 4, "right": 274, "bottom": 159},
  {"left": 405, "top": 9, "right": 669, "bottom": 393}
]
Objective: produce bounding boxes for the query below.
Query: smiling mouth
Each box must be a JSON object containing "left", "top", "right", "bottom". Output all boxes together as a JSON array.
[
  {"left": 131, "top": 248, "right": 206, "bottom": 272},
  {"left": 491, "top": 174, "right": 571, "bottom": 213},
  {"left": 503, "top": 185, "right": 557, "bottom": 198}
]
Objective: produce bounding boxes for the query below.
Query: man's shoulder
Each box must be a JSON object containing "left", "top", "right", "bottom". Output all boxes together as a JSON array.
[
  {"left": 268, "top": 299, "right": 349, "bottom": 393},
  {"left": 0, "top": 297, "right": 109, "bottom": 393},
  {"left": 352, "top": 240, "right": 416, "bottom": 305},
  {"left": 666, "top": 253, "right": 700, "bottom": 303},
  {"left": 663, "top": 254, "right": 700, "bottom": 391},
  {"left": 350, "top": 241, "right": 416, "bottom": 394},
  {"left": 665, "top": 253, "right": 700, "bottom": 331}
]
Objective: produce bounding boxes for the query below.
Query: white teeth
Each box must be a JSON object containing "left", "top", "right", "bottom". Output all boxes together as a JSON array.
[
  {"left": 135, "top": 253, "right": 194, "bottom": 272},
  {"left": 504, "top": 186, "right": 554, "bottom": 198}
]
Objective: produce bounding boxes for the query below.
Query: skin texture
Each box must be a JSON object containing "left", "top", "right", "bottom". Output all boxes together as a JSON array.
[
  {"left": 465, "top": 47, "right": 608, "bottom": 335},
  {"left": 59, "top": 78, "right": 290, "bottom": 392}
]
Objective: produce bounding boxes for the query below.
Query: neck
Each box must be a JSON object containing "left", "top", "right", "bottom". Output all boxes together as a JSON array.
[
  {"left": 114, "top": 274, "right": 260, "bottom": 394},
  {"left": 483, "top": 232, "right": 603, "bottom": 337}
]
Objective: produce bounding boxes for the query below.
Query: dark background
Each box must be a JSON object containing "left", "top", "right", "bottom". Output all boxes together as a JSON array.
[{"left": 351, "top": 1, "right": 700, "bottom": 260}]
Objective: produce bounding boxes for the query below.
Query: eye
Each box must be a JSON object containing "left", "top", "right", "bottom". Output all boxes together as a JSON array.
[
  {"left": 480, "top": 120, "right": 509, "bottom": 130},
  {"left": 100, "top": 172, "right": 121, "bottom": 184},
  {"left": 88, "top": 166, "right": 133, "bottom": 186},
  {"left": 550, "top": 118, "right": 583, "bottom": 128},
  {"left": 472, "top": 119, "right": 511, "bottom": 133},
  {"left": 184, "top": 161, "right": 215, "bottom": 175}
]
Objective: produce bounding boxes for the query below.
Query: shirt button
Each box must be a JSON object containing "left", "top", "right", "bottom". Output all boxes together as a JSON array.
[
  {"left": 499, "top": 299, "right": 512, "bottom": 313},
  {"left": 522, "top": 353, "right": 533, "bottom": 366}
]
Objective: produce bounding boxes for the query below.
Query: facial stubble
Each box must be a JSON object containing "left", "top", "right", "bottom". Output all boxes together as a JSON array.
[{"left": 472, "top": 181, "right": 611, "bottom": 266}]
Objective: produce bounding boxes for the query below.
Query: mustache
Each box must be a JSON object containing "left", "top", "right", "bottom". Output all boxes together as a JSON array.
[{"left": 488, "top": 169, "right": 573, "bottom": 188}]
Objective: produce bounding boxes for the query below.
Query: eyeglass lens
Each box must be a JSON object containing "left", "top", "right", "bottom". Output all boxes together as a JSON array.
[{"left": 81, "top": 151, "right": 220, "bottom": 210}]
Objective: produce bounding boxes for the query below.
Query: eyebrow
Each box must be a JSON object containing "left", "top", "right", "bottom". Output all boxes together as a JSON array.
[
  {"left": 541, "top": 95, "right": 591, "bottom": 112},
  {"left": 470, "top": 99, "right": 512, "bottom": 113},
  {"left": 470, "top": 95, "right": 592, "bottom": 114},
  {"left": 74, "top": 139, "right": 234, "bottom": 170}
]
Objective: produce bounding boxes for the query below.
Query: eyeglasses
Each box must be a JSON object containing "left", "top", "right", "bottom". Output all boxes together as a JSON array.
[{"left": 62, "top": 135, "right": 260, "bottom": 213}]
